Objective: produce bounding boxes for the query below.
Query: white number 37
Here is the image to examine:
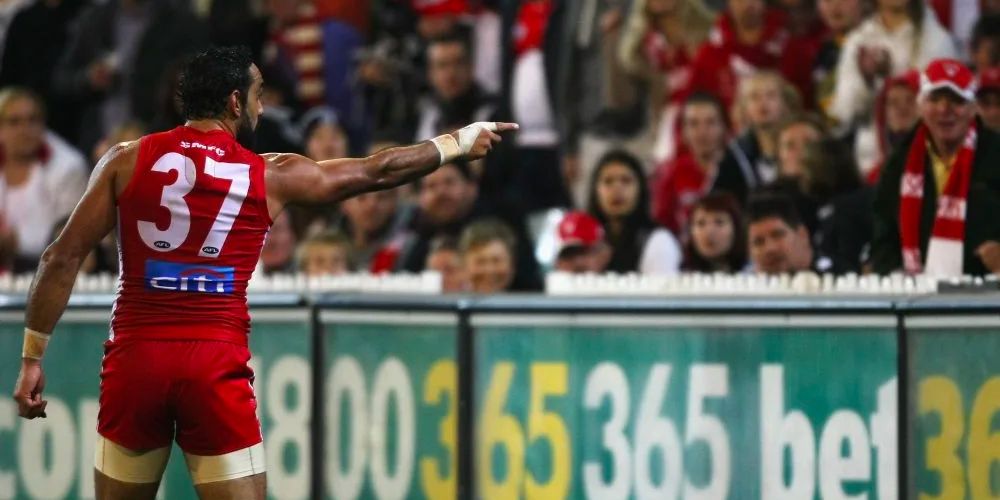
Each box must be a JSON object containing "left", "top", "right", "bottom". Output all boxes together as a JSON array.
[{"left": 137, "top": 152, "right": 250, "bottom": 257}]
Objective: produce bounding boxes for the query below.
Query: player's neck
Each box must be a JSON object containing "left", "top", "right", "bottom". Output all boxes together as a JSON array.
[{"left": 184, "top": 119, "right": 237, "bottom": 137}]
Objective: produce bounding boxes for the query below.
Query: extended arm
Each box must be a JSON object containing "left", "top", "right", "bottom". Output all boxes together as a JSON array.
[
  {"left": 12, "top": 142, "right": 128, "bottom": 419},
  {"left": 265, "top": 122, "right": 517, "bottom": 215}
]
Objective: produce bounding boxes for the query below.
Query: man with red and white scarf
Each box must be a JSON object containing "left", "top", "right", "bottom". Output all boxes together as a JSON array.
[{"left": 873, "top": 58, "right": 1000, "bottom": 277}]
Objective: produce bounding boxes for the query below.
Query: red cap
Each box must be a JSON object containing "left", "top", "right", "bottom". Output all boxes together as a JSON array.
[
  {"left": 979, "top": 66, "right": 1000, "bottom": 93},
  {"left": 556, "top": 212, "right": 604, "bottom": 255},
  {"left": 920, "top": 58, "right": 977, "bottom": 102},
  {"left": 411, "top": 0, "right": 468, "bottom": 16},
  {"left": 887, "top": 70, "right": 920, "bottom": 93}
]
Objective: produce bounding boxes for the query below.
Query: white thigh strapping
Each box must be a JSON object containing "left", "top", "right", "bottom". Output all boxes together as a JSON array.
[
  {"left": 184, "top": 442, "right": 266, "bottom": 485},
  {"left": 93, "top": 435, "right": 171, "bottom": 484}
]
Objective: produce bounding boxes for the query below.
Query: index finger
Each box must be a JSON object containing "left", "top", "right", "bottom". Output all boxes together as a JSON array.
[{"left": 493, "top": 122, "right": 520, "bottom": 132}]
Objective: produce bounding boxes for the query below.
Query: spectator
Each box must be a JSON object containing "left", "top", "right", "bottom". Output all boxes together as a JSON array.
[
  {"left": 808, "top": 139, "right": 875, "bottom": 273},
  {"left": 0, "top": 87, "right": 88, "bottom": 272},
  {"left": 262, "top": 0, "right": 365, "bottom": 147},
  {"left": 970, "top": 13, "right": 1000, "bottom": 71},
  {"left": 0, "top": 0, "right": 87, "bottom": 144},
  {"left": 297, "top": 230, "right": 353, "bottom": 276},
  {"left": 813, "top": 0, "right": 864, "bottom": 118},
  {"left": 251, "top": 65, "right": 303, "bottom": 155},
  {"left": 334, "top": 189, "right": 412, "bottom": 272},
  {"left": 652, "top": 92, "right": 729, "bottom": 234},
  {"left": 977, "top": 66, "right": 1000, "bottom": 131},
  {"left": 874, "top": 59, "right": 1000, "bottom": 276},
  {"left": 557, "top": 0, "right": 648, "bottom": 208},
  {"left": 685, "top": 0, "right": 790, "bottom": 113},
  {"left": 459, "top": 217, "right": 517, "bottom": 293},
  {"left": 425, "top": 236, "right": 469, "bottom": 292},
  {"left": 779, "top": 0, "right": 830, "bottom": 110},
  {"left": 302, "top": 107, "right": 349, "bottom": 162},
  {"left": 618, "top": 0, "right": 714, "bottom": 164},
  {"left": 829, "top": 0, "right": 956, "bottom": 170},
  {"left": 798, "top": 139, "right": 866, "bottom": 270},
  {"left": 587, "top": 150, "right": 682, "bottom": 274},
  {"left": 747, "top": 193, "right": 816, "bottom": 274},
  {"left": 207, "top": 0, "right": 268, "bottom": 60},
  {"left": 868, "top": 70, "right": 920, "bottom": 180},
  {"left": 501, "top": 0, "right": 572, "bottom": 213},
  {"left": 283, "top": 107, "right": 352, "bottom": 240},
  {"left": 553, "top": 211, "right": 610, "bottom": 273},
  {"left": 52, "top": 0, "right": 209, "bottom": 152},
  {"left": 414, "top": 0, "right": 470, "bottom": 40},
  {"left": 713, "top": 71, "right": 801, "bottom": 204},
  {"left": 260, "top": 211, "right": 298, "bottom": 274},
  {"left": 682, "top": 192, "right": 747, "bottom": 272},
  {"left": 777, "top": 114, "right": 827, "bottom": 180},
  {"left": 400, "top": 161, "right": 479, "bottom": 272},
  {"left": 415, "top": 32, "right": 497, "bottom": 142}
]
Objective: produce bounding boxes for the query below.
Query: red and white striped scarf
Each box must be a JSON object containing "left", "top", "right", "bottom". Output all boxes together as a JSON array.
[{"left": 899, "top": 121, "right": 976, "bottom": 276}]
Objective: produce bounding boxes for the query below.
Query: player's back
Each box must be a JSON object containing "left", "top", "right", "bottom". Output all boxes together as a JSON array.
[{"left": 111, "top": 126, "right": 272, "bottom": 344}]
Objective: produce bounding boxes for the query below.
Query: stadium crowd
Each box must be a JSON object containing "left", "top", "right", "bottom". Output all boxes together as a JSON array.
[{"left": 0, "top": 0, "right": 998, "bottom": 291}]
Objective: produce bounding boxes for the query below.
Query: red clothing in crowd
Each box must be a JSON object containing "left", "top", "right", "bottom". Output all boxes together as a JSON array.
[
  {"left": 686, "top": 8, "right": 789, "bottom": 112},
  {"left": 782, "top": 20, "right": 829, "bottom": 110},
  {"left": 643, "top": 30, "right": 696, "bottom": 162},
  {"left": 267, "top": 3, "right": 329, "bottom": 109},
  {"left": 653, "top": 153, "right": 714, "bottom": 235},
  {"left": 314, "top": 0, "right": 370, "bottom": 33},
  {"left": 514, "top": 0, "right": 552, "bottom": 56}
]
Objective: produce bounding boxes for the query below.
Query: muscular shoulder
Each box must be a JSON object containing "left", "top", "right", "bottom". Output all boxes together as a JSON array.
[{"left": 93, "top": 140, "right": 141, "bottom": 195}]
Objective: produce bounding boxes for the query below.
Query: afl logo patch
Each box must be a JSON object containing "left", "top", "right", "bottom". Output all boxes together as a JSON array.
[
  {"left": 202, "top": 246, "right": 219, "bottom": 255},
  {"left": 154, "top": 241, "right": 171, "bottom": 249}
]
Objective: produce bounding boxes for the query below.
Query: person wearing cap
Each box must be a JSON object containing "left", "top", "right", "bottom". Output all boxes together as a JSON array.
[
  {"left": 977, "top": 66, "right": 1000, "bottom": 131},
  {"left": 873, "top": 58, "right": 1000, "bottom": 276},
  {"left": 553, "top": 211, "right": 610, "bottom": 273}
]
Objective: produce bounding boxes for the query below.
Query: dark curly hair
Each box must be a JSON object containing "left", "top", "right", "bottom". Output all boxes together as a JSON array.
[
  {"left": 177, "top": 46, "right": 253, "bottom": 121},
  {"left": 586, "top": 149, "right": 657, "bottom": 273}
]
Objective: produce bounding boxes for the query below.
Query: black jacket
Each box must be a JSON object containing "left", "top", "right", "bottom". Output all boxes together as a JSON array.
[
  {"left": 712, "top": 132, "right": 776, "bottom": 205},
  {"left": 52, "top": 0, "right": 208, "bottom": 150},
  {"left": 873, "top": 121, "right": 1000, "bottom": 275},
  {"left": 0, "top": 0, "right": 87, "bottom": 143}
]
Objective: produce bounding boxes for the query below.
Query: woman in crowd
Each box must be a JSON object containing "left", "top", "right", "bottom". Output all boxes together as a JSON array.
[
  {"left": 830, "top": 0, "right": 956, "bottom": 169},
  {"left": 681, "top": 192, "right": 747, "bottom": 273},
  {"left": 800, "top": 139, "right": 870, "bottom": 272},
  {"left": 712, "top": 71, "right": 801, "bottom": 204},
  {"left": 0, "top": 87, "right": 87, "bottom": 272},
  {"left": 618, "top": 0, "right": 715, "bottom": 163},
  {"left": 776, "top": 114, "right": 828, "bottom": 180},
  {"left": 587, "top": 150, "right": 682, "bottom": 274}
]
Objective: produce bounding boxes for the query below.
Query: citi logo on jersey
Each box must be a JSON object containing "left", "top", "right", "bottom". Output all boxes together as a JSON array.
[{"left": 144, "top": 260, "right": 235, "bottom": 294}]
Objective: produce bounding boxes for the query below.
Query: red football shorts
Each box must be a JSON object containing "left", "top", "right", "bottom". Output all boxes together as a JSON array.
[{"left": 97, "top": 338, "right": 262, "bottom": 455}]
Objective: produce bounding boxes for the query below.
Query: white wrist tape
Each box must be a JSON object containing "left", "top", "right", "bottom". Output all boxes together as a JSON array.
[
  {"left": 22, "top": 328, "right": 51, "bottom": 360},
  {"left": 430, "top": 122, "right": 499, "bottom": 164}
]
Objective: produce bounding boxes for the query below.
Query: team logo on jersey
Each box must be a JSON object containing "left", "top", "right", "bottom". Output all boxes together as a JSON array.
[{"left": 144, "top": 260, "right": 235, "bottom": 294}]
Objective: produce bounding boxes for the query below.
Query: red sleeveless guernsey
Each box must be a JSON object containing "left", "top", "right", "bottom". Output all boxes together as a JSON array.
[{"left": 110, "top": 126, "right": 272, "bottom": 345}]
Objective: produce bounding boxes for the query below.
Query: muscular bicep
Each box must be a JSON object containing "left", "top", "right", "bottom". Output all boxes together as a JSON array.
[
  {"left": 264, "top": 142, "right": 441, "bottom": 216},
  {"left": 264, "top": 153, "right": 375, "bottom": 214}
]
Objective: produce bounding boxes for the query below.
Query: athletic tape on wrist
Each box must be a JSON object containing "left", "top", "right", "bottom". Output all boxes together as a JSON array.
[
  {"left": 430, "top": 134, "right": 461, "bottom": 164},
  {"left": 431, "top": 122, "right": 499, "bottom": 164},
  {"left": 22, "top": 328, "right": 51, "bottom": 360}
]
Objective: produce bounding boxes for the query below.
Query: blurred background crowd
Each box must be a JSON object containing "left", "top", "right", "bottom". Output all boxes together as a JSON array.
[{"left": 0, "top": 0, "right": 997, "bottom": 293}]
